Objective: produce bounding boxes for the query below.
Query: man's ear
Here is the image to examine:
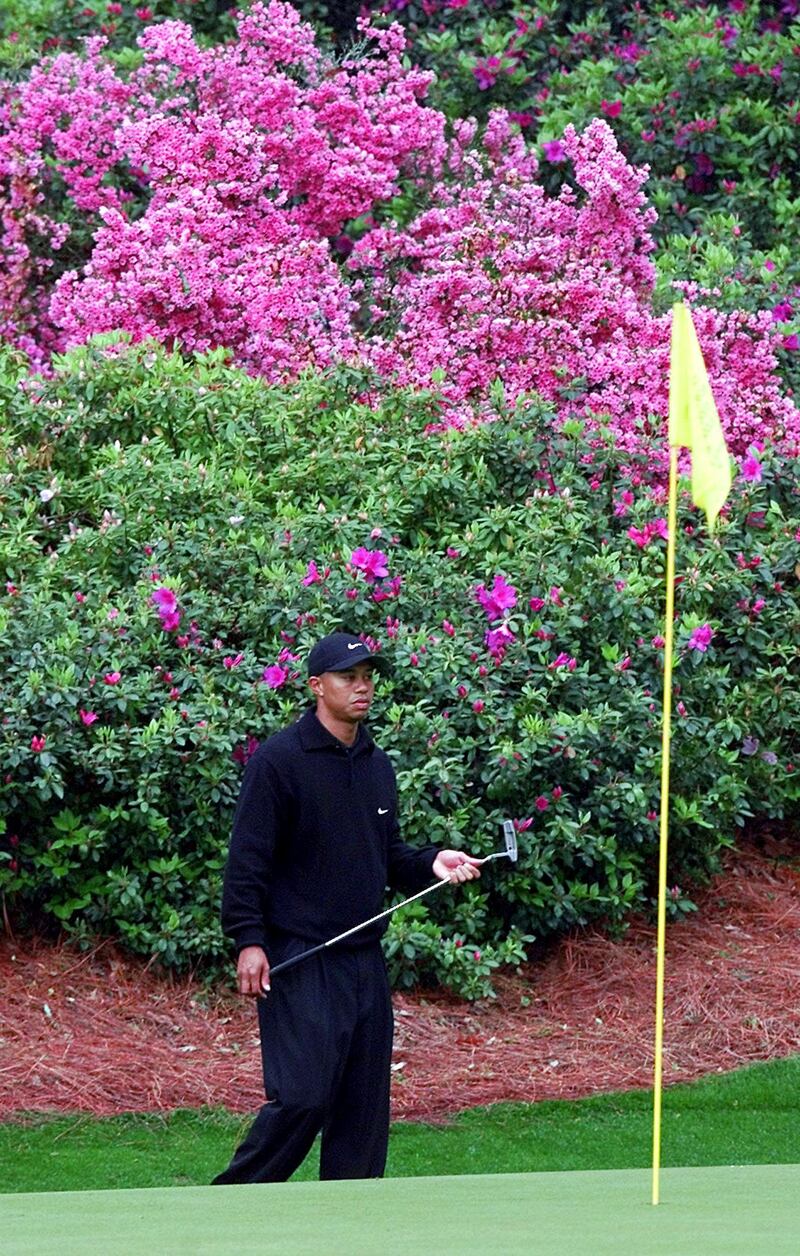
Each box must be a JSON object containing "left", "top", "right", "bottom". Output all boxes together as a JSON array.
[{"left": 308, "top": 675, "right": 323, "bottom": 700}]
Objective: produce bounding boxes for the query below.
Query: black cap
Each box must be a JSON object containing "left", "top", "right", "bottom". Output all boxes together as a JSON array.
[{"left": 307, "top": 632, "right": 391, "bottom": 678}]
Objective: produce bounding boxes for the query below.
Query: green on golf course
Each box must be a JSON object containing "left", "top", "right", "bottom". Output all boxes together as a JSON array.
[{"left": 2, "top": 1058, "right": 799, "bottom": 1255}]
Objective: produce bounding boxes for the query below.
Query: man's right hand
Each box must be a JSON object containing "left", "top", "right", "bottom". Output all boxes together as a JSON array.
[{"left": 236, "top": 945, "right": 270, "bottom": 997}]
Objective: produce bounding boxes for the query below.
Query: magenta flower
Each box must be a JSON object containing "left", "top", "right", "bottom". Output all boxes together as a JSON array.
[
  {"left": 350, "top": 547, "right": 389, "bottom": 582},
  {"left": 534, "top": 795, "right": 549, "bottom": 811},
  {"left": 688, "top": 624, "right": 714, "bottom": 652},
  {"left": 442, "top": 620, "right": 455, "bottom": 637},
  {"left": 486, "top": 623, "right": 516, "bottom": 658},
  {"left": 79, "top": 710, "right": 98, "bottom": 726},
  {"left": 740, "top": 452, "right": 762, "bottom": 482},
  {"left": 223, "top": 654, "right": 244, "bottom": 669},
  {"left": 31, "top": 735, "right": 46, "bottom": 752},
  {"left": 549, "top": 653, "right": 577, "bottom": 671},
  {"left": 528, "top": 596, "right": 545, "bottom": 612},
  {"left": 515, "top": 817, "right": 533, "bottom": 832},
  {"left": 600, "top": 99, "right": 623, "bottom": 118},
  {"left": 262, "top": 665, "right": 288, "bottom": 689},
  {"left": 475, "top": 574, "right": 517, "bottom": 621},
  {"left": 103, "top": 671, "right": 121, "bottom": 685},
  {"left": 151, "top": 587, "right": 177, "bottom": 614},
  {"left": 542, "top": 140, "right": 566, "bottom": 163},
  {"left": 152, "top": 586, "right": 181, "bottom": 632},
  {"left": 302, "top": 560, "right": 329, "bottom": 586},
  {"left": 472, "top": 699, "right": 485, "bottom": 713},
  {"left": 232, "top": 734, "right": 260, "bottom": 766},
  {"left": 549, "top": 586, "right": 564, "bottom": 606}
]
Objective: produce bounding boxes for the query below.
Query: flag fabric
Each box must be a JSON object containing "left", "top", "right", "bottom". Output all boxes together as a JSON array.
[{"left": 668, "top": 302, "right": 732, "bottom": 529}]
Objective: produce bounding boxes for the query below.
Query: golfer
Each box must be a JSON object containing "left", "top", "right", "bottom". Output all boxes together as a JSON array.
[{"left": 213, "top": 631, "right": 482, "bottom": 1183}]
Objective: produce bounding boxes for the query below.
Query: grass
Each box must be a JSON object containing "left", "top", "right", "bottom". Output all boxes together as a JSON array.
[{"left": 1, "top": 1055, "right": 798, "bottom": 1194}]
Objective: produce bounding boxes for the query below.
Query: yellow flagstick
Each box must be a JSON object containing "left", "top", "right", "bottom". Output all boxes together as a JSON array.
[
  {"left": 651, "top": 442, "right": 679, "bottom": 1207},
  {"left": 652, "top": 303, "right": 733, "bottom": 1206}
]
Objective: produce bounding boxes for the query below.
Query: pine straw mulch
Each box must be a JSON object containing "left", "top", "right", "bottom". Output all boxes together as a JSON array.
[{"left": 1, "top": 837, "right": 798, "bottom": 1125}]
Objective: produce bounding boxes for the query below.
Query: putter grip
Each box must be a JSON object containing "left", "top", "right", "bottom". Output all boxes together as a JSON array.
[{"left": 269, "top": 941, "right": 327, "bottom": 977}]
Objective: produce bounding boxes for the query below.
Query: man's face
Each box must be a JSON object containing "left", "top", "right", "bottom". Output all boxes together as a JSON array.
[{"left": 309, "top": 662, "right": 376, "bottom": 725}]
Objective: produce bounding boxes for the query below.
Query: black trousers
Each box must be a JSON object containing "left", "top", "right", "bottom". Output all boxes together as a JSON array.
[{"left": 213, "top": 938, "right": 394, "bottom": 1183}]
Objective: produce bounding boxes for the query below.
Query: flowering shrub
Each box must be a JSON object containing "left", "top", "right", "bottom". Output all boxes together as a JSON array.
[
  {"left": 1, "top": 340, "right": 798, "bottom": 994},
  {"left": 1, "top": 4, "right": 799, "bottom": 459}
]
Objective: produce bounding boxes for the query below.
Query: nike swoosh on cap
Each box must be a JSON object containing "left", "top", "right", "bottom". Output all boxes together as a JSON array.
[
  {"left": 347, "top": 643, "right": 362, "bottom": 650},
  {"left": 378, "top": 807, "right": 389, "bottom": 815}
]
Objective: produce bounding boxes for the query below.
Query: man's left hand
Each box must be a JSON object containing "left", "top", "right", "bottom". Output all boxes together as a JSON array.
[{"left": 433, "top": 849, "right": 483, "bottom": 884}]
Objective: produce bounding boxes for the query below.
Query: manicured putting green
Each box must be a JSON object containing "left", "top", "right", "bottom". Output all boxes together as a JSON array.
[{"left": 3, "top": 1165, "right": 799, "bottom": 1256}]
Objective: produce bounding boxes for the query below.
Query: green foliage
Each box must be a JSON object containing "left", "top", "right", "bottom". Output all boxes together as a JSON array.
[{"left": 1, "top": 338, "right": 799, "bottom": 995}]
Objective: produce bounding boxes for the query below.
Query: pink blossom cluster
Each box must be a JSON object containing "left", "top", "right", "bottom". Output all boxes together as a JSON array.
[
  {"left": 2, "top": 4, "right": 444, "bottom": 376},
  {"left": 151, "top": 585, "right": 181, "bottom": 631},
  {"left": 351, "top": 116, "right": 800, "bottom": 459},
  {"left": 1, "top": 7, "right": 798, "bottom": 461}
]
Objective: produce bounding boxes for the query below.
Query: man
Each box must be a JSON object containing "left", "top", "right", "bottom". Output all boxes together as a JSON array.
[{"left": 213, "top": 631, "right": 482, "bottom": 1184}]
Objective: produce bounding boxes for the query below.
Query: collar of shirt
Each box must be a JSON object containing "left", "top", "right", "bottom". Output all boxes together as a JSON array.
[{"left": 296, "top": 707, "right": 375, "bottom": 755}]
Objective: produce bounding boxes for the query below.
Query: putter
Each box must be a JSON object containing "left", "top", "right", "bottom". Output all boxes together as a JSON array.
[{"left": 267, "top": 818, "right": 518, "bottom": 981}]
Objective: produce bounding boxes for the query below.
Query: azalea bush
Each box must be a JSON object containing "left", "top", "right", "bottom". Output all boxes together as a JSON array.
[
  {"left": 2, "top": 2, "right": 799, "bottom": 456},
  {"left": 1, "top": 340, "right": 798, "bottom": 995}
]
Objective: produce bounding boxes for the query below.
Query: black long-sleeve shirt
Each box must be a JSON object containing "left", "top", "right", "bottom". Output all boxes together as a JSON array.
[{"left": 220, "top": 708, "right": 440, "bottom": 954}]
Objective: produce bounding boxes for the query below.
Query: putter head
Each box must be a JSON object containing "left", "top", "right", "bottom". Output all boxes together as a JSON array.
[{"left": 502, "top": 818, "right": 518, "bottom": 863}]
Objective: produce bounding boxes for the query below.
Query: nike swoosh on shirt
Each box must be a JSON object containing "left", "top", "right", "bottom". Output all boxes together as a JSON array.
[{"left": 378, "top": 808, "right": 389, "bottom": 815}]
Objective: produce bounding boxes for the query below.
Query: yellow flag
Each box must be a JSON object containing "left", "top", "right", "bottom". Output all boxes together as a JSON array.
[{"left": 668, "top": 302, "right": 732, "bottom": 529}]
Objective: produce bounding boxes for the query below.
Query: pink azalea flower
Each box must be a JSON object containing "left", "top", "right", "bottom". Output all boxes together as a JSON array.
[
  {"left": 515, "top": 817, "right": 533, "bottom": 832},
  {"left": 442, "top": 620, "right": 455, "bottom": 637},
  {"left": 151, "top": 587, "right": 177, "bottom": 614},
  {"left": 600, "top": 99, "right": 623, "bottom": 118},
  {"left": 232, "top": 734, "right": 260, "bottom": 765},
  {"left": 688, "top": 624, "right": 714, "bottom": 652},
  {"left": 475, "top": 574, "right": 517, "bottom": 620},
  {"left": 79, "top": 710, "right": 98, "bottom": 725},
  {"left": 74, "top": 591, "right": 86, "bottom": 603},
  {"left": 472, "top": 699, "right": 485, "bottom": 713},
  {"left": 485, "top": 623, "right": 516, "bottom": 657},
  {"left": 160, "top": 611, "right": 181, "bottom": 632},
  {"left": 528, "top": 596, "right": 545, "bottom": 612},
  {"left": 31, "top": 735, "right": 46, "bottom": 752},
  {"left": 542, "top": 140, "right": 566, "bottom": 163},
  {"left": 103, "top": 671, "right": 121, "bottom": 684},
  {"left": 535, "top": 795, "right": 549, "bottom": 811},
  {"left": 223, "top": 654, "right": 244, "bottom": 669},
  {"left": 262, "top": 665, "right": 288, "bottom": 688},
  {"left": 302, "top": 560, "right": 329, "bottom": 586},
  {"left": 740, "top": 452, "right": 762, "bottom": 482},
  {"left": 549, "top": 653, "right": 577, "bottom": 671},
  {"left": 549, "top": 586, "right": 564, "bottom": 605},
  {"left": 350, "top": 547, "right": 389, "bottom": 582}
]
